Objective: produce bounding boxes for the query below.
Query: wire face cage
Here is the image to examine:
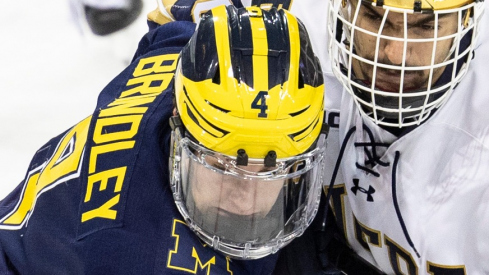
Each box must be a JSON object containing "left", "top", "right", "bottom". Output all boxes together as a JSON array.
[{"left": 328, "top": 0, "right": 484, "bottom": 128}]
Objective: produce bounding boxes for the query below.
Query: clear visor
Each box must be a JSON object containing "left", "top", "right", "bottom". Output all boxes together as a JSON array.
[
  {"left": 329, "top": 0, "right": 480, "bottom": 127},
  {"left": 169, "top": 130, "right": 326, "bottom": 259}
]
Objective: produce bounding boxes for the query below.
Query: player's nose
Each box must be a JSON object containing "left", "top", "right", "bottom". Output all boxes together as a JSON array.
[
  {"left": 224, "top": 181, "right": 258, "bottom": 215},
  {"left": 382, "top": 38, "right": 410, "bottom": 65}
]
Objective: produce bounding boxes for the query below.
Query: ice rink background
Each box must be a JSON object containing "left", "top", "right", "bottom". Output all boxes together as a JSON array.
[{"left": 0, "top": 0, "right": 154, "bottom": 199}]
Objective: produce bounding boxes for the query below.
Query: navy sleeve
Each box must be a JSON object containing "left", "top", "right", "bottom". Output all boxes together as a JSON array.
[{"left": 132, "top": 21, "right": 196, "bottom": 62}]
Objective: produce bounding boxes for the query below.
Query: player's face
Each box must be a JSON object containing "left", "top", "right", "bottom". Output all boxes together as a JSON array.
[
  {"left": 350, "top": 1, "right": 459, "bottom": 92},
  {"left": 190, "top": 159, "right": 284, "bottom": 218}
]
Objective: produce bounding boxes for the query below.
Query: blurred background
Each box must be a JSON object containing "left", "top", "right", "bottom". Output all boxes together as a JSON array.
[{"left": 0, "top": 0, "right": 155, "bottom": 199}]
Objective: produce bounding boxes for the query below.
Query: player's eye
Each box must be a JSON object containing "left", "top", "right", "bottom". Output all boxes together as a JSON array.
[
  {"left": 409, "top": 22, "right": 440, "bottom": 37},
  {"left": 363, "top": 11, "right": 383, "bottom": 22},
  {"left": 421, "top": 24, "right": 436, "bottom": 31}
]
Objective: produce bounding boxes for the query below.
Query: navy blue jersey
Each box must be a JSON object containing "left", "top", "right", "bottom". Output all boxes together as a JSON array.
[{"left": 0, "top": 21, "right": 277, "bottom": 275}]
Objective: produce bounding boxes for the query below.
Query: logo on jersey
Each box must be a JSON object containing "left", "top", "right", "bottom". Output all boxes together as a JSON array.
[
  {"left": 351, "top": 179, "right": 375, "bottom": 202},
  {"left": 168, "top": 219, "right": 234, "bottom": 274}
]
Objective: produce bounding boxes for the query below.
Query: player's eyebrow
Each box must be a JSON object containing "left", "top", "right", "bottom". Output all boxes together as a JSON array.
[
  {"left": 360, "top": 2, "right": 382, "bottom": 17},
  {"left": 408, "top": 13, "right": 452, "bottom": 27}
]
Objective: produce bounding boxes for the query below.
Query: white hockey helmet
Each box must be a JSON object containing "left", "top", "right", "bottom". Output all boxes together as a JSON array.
[{"left": 328, "top": 0, "right": 485, "bottom": 128}]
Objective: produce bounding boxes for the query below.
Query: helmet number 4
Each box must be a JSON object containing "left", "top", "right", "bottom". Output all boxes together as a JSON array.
[{"left": 251, "top": 91, "right": 268, "bottom": 118}]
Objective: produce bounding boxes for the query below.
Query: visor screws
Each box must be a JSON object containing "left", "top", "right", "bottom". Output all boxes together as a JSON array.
[
  {"left": 265, "top": 151, "right": 277, "bottom": 167},
  {"left": 237, "top": 149, "right": 248, "bottom": 166}
]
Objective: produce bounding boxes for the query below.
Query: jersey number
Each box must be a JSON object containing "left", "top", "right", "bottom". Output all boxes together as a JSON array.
[{"left": 251, "top": 91, "right": 268, "bottom": 118}]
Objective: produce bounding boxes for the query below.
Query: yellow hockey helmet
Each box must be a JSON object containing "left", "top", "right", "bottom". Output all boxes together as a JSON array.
[
  {"left": 174, "top": 5, "right": 324, "bottom": 159},
  {"left": 170, "top": 5, "right": 327, "bottom": 260}
]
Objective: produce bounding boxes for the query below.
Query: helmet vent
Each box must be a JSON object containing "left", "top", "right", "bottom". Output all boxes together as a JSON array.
[
  {"left": 206, "top": 100, "right": 230, "bottom": 113},
  {"left": 212, "top": 64, "right": 221, "bottom": 84},
  {"left": 288, "top": 116, "right": 320, "bottom": 142},
  {"left": 185, "top": 102, "right": 200, "bottom": 126},
  {"left": 298, "top": 70, "right": 305, "bottom": 89},
  {"left": 183, "top": 88, "right": 230, "bottom": 137},
  {"left": 289, "top": 106, "right": 310, "bottom": 117}
]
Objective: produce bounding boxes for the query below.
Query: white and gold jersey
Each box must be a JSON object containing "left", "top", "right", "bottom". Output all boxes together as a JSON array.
[{"left": 327, "top": 5, "right": 489, "bottom": 273}]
